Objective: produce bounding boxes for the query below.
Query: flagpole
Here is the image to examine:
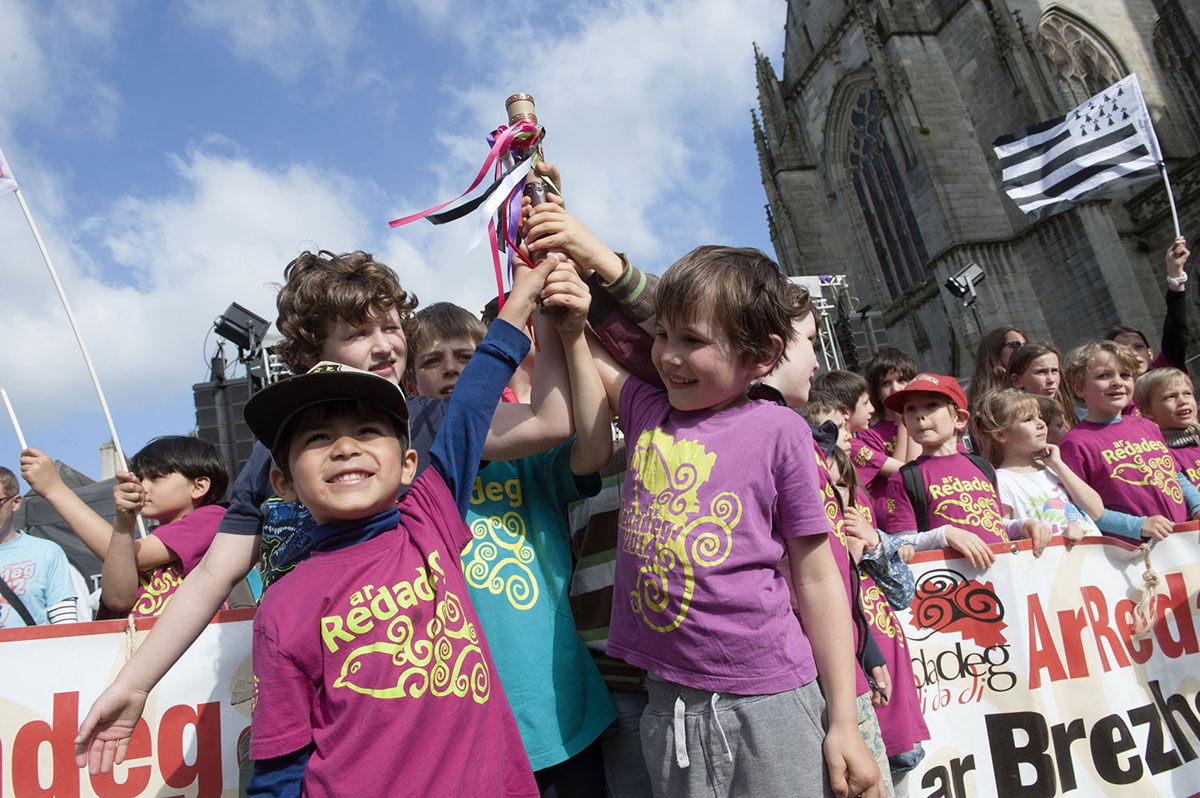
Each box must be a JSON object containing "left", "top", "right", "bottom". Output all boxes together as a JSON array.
[
  {"left": 0, "top": 379, "right": 28, "bottom": 450},
  {"left": 11, "top": 186, "right": 148, "bottom": 538},
  {"left": 1158, "top": 162, "right": 1182, "bottom": 239}
]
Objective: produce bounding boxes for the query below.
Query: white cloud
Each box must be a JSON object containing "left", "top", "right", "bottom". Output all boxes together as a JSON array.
[
  {"left": 405, "top": 0, "right": 785, "bottom": 269},
  {"left": 183, "top": 0, "right": 369, "bottom": 82},
  {"left": 0, "top": 0, "right": 125, "bottom": 140}
]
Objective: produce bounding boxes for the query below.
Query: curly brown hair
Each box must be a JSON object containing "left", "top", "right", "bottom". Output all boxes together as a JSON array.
[{"left": 273, "top": 250, "right": 419, "bottom": 373}]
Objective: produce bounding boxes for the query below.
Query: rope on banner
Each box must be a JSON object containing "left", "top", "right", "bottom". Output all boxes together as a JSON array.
[
  {"left": 1131, "top": 542, "right": 1161, "bottom": 638},
  {"left": 124, "top": 614, "right": 138, "bottom": 662}
]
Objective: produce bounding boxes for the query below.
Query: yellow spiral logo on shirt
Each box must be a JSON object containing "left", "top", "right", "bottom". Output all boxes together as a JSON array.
[
  {"left": 463, "top": 512, "right": 539, "bottom": 610},
  {"left": 622, "top": 430, "right": 741, "bottom": 634}
]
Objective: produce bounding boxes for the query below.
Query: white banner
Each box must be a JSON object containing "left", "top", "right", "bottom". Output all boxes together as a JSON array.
[
  {"left": 0, "top": 608, "right": 253, "bottom": 797},
  {"left": 898, "top": 530, "right": 1200, "bottom": 797}
]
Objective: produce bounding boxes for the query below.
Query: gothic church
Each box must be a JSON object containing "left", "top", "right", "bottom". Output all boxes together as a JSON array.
[{"left": 755, "top": 0, "right": 1200, "bottom": 374}]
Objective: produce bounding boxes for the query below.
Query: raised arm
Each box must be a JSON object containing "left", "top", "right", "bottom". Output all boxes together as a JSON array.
[
  {"left": 1160, "top": 236, "right": 1190, "bottom": 370},
  {"left": 479, "top": 309, "right": 571, "bottom": 461},
  {"left": 432, "top": 256, "right": 554, "bottom": 511},
  {"left": 542, "top": 259, "right": 614, "bottom": 475},
  {"left": 76, "top": 530, "right": 259, "bottom": 774},
  {"left": 21, "top": 447, "right": 113, "bottom": 559},
  {"left": 100, "top": 473, "right": 146, "bottom": 612},
  {"left": 1039, "top": 444, "right": 1104, "bottom": 520}
]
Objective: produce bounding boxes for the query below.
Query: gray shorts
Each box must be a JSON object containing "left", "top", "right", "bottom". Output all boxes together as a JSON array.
[{"left": 640, "top": 676, "right": 833, "bottom": 798}]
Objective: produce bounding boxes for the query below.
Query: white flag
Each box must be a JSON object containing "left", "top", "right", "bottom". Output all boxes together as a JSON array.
[
  {"left": 0, "top": 146, "right": 17, "bottom": 195},
  {"left": 992, "top": 74, "right": 1162, "bottom": 218}
]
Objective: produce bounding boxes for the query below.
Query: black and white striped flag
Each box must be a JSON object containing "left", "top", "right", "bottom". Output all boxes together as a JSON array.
[{"left": 993, "top": 74, "right": 1162, "bottom": 218}]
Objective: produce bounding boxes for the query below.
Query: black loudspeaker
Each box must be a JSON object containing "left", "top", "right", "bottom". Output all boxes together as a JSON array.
[{"left": 193, "top": 378, "right": 258, "bottom": 493}]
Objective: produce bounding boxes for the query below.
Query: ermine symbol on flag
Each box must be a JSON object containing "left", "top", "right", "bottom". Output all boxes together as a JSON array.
[{"left": 992, "top": 74, "right": 1161, "bottom": 218}]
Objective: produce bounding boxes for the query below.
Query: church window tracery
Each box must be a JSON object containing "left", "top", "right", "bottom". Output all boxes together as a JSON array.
[
  {"left": 843, "top": 86, "right": 928, "bottom": 300},
  {"left": 1037, "top": 10, "right": 1124, "bottom": 107},
  {"left": 1153, "top": 20, "right": 1200, "bottom": 145}
]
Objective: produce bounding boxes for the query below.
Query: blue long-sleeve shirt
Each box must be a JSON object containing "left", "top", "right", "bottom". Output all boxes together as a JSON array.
[{"left": 1098, "top": 471, "right": 1200, "bottom": 540}]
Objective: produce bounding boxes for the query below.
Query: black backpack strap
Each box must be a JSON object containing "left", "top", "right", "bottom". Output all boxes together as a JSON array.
[
  {"left": 0, "top": 574, "right": 36, "bottom": 626},
  {"left": 899, "top": 461, "right": 930, "bottom": 532},
  {"left": 965, "top": 453, "right": 999, "bottom": 494}
]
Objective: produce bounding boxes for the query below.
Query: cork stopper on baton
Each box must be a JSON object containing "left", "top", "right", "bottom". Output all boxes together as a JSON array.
[{"left": 505, "top": 93, "right": 547, "bottom": 207}]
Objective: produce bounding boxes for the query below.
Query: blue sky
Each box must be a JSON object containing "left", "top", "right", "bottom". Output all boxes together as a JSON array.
[{"left": 0, "top": 0, "right": 784, "bottom": 486}]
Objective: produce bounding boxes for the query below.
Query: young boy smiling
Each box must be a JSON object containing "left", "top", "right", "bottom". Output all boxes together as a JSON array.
[
  {"left": 1136, "top": 367, "right": 1200, "bottom": 486},
  {"left": 75, "top": 250, "right": 565, "bottom": 776},
  {"left": 241, "top": 260, "right": 558, "bottom": 797},
  {"left": 1059, "top": 342, "right": 1200, "bottom": 541}
]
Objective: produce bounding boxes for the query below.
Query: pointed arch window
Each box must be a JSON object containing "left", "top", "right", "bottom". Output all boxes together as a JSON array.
[
  {"left": 1153, "top": 20, "right": 1200, "bottom": 145},
  {"left": 845, "top": 87, "right": 928, "bottom": 299},
  {"left": 1037, "top": 10, "right": 1124, "bottom": 107}
]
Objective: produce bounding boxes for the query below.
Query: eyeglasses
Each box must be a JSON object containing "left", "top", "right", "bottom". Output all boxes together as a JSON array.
[
  {"left": 1003, "top": 340, "right": 1025, "bottom": 351},
  {"left": 0, "top": 494, "right": 17, "bottom": 509}
]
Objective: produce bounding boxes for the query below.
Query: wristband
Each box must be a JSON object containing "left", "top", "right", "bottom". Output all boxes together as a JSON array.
[{"left": 1167, "top": 272, "right": 1188, "bottom": 287}]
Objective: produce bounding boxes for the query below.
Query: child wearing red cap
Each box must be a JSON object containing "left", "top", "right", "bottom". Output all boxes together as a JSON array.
[{"left": 880, "top": 374, "right": 1042, "bottom": 569}]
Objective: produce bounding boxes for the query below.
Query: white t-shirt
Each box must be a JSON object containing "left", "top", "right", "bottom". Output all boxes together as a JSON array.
[{"left": 996, "top": 467, "right": 1098, "bottom": 535}]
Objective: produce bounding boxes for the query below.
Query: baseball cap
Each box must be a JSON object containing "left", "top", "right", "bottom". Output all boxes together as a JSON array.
[
  {"left": 882, "top": 373, "right": 968, "bottom": 414},
  {"left": 243, "top": 361, "right": 411, "bottom": 455}
]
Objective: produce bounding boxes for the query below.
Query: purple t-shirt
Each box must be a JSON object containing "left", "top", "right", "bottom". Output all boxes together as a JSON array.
[
  {"left": 608, "top": 377, "right": 832, "bottom": 694},
  {"left": 883, "top": 454, "right": 1008, "bottom": 543},
  {"left": 1171, "top": 442, "right": 1200, "bottom": 487},
  {"left": 1059, "top": 417, "right": 1186, "bottom": 522},
  {"left": 250, "top": 469, "right": 537, "bottom": 797}
]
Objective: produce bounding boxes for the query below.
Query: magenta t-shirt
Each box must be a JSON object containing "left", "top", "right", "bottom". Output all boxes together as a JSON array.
[
  {"left": 250, "top": 469, "right": 537, "bottom": 797},
  {"left": 845, "top": 487, "right": 929, "bottom": 753},
  {"left": 850, "top": 436, "right": 889, "bottom": 490},
  {"left": 608, "top": 377, "right": 832, "bottom": 694},
  {"left": 99, "top": 504, "right": 225, "bottom": 619},
  {"left": 859, "top": 427, "right": 894, "bottom": 523},
  {"left": 1171, "top": 443, "right": 1200, "bottom": 487},
  {"left": 1059, "top": 417, "right": 1186, "bottom": 522},
  {"left": 883, "top": 454, "right": 1008, "bottom": 543},
  {"left": 866, "top": 421, "right": 900, "bottom": 456}
]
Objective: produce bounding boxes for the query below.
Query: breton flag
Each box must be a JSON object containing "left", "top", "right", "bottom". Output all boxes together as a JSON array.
[
  {"left": 993, "top": 73, "right": 1162, "bottom": 218},
  {"left": 0, "top": 146, "right": 17, "bottom": 196}
]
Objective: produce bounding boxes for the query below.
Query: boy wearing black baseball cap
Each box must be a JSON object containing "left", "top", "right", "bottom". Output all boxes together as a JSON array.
[{"left": 239, "top": 265, "right": 557, "bottom": 796}]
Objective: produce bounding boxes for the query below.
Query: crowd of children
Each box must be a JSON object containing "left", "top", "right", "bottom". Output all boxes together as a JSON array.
[{"left": 3, "top": 159, "right": 1190, "bottom": 797}]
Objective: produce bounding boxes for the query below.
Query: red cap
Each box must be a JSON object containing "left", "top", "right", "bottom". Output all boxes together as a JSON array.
[{"left": 882, "top": 373, "right": 968, "bottom": 414}]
